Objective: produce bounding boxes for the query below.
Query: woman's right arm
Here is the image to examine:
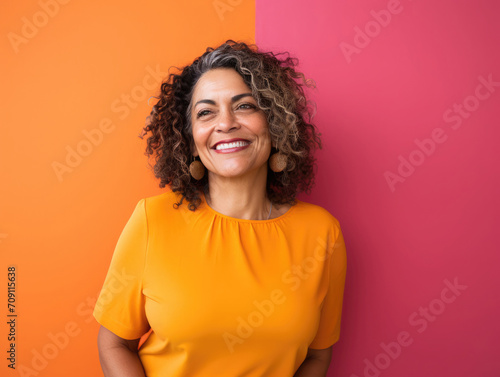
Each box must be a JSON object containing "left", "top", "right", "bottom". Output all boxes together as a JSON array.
[{"left": 97, "top": 325, "right": 146, "bottom": 377}]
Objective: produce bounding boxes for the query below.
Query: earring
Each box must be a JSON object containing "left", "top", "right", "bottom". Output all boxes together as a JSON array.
[
  {"left": 269, "top": 148, "right": 287, "bottom": 173},
  {"left": 189, "top": 155, "right": 205, "bottom": 180}
]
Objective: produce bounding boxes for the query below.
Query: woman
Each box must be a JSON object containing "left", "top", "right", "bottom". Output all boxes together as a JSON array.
[{"left": 93, "top": 39, "right": 347, "bottom": 377}]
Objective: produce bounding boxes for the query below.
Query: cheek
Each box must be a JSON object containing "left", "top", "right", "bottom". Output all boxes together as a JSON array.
[
  {"left": 246, "top": 116, "right": 270, "bottom": 137},
  {"left": 256, "top": 123, "right": 272, "bottom": 142},
  {"left": 191, "top": 127, "right": 209, "bottom": 146}
]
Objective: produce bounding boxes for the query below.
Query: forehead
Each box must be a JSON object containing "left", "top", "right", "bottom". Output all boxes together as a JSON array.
[{"left": 192, "top": 68, "right": 250, "bottom": 98}]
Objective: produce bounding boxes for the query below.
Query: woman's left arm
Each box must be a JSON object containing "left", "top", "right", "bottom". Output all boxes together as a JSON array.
[{"left": 293, "top": 346, "right": 333, "bottom": 377}]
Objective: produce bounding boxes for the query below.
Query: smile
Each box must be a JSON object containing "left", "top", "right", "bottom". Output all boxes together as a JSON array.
[{"left": 214, "top": 141, "right": 251, "bottom": 153}]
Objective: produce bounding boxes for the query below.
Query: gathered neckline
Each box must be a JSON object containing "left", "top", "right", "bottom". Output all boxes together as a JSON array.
[{"left": 201, "top": 191, "right": 298, "bottom": 224}]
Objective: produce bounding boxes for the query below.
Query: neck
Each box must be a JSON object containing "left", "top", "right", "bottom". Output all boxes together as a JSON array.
[{"left": 203, "top": 166, "right": 272, "bottom": 220}]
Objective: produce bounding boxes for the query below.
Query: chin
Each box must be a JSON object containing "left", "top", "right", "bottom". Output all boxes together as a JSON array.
[
  {"left": 212, "top": 163, "right": 253, "bottom": 177},
  {"left": 215, "top": 169, "right": 248, "bottom": 178}
]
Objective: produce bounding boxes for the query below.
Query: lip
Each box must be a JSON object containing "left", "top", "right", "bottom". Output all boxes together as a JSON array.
[{"left": 211, "top": 138, "right": 251, "bottom": 149}]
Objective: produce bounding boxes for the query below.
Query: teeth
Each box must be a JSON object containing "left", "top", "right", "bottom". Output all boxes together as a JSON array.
[{"left": 215, "top": 141, "right": 250, "bottom": 150}]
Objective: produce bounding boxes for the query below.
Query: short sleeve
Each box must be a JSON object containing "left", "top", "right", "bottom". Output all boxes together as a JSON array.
[
  {"left": 93, "top": 198, "right": 151, "bottom": 339},
  {"left": 308, "top": 222, "right": 347, "bottom": 349}
]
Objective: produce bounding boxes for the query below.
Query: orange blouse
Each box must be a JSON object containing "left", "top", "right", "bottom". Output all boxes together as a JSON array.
[{"left": 93, "top": 189, "right": 347, "bottom": 376}]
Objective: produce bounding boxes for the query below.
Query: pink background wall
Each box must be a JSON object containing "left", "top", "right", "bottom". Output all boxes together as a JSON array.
[{"left": 257, "top": 0, "right": 500, "bottom": 376}]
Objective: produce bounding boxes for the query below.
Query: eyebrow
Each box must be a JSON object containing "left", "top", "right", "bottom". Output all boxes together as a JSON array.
[{"left": 194, "top": 93, "right": 254, "bottom": 109}]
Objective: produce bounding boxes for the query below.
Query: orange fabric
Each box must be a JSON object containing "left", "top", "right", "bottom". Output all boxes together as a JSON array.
[{"left": 93, "top": 189, "right": 347, "bottom": 376}]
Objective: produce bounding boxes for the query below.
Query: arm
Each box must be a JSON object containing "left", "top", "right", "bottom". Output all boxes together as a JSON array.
[
  {"left": 296, "top": 222, "right": 347, "bottom": 376},
  {"left": 293, "top": 346, "right": 333, "bottom": 377},
  {"left": 97, "top": 325, "right": 147, "bottom": 377}
]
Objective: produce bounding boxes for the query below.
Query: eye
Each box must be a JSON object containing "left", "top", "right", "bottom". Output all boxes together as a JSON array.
[
  {"left": 196, "top": 109, "right": 212, "bottom": 118},
  {"left": 238, "top": 103, "right": 256, "bottom": 110},
  {"left": 196, "top": 103, "right": 257, "bottom": 119}
]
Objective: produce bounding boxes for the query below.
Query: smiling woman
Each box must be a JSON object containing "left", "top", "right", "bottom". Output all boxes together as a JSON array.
[
  {"left": 140, "top": 40, "right": 323, "bottom": 215},
  {"left": 93, "top": 40, "right": 347, "bottom": 377}
]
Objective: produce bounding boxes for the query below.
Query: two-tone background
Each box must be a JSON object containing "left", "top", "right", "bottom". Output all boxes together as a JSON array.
[{"left": 1, "top": 0, "right": 499, "bottom": 376}]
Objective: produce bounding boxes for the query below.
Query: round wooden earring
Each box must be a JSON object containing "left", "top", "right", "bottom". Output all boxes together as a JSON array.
[
  {"left": 189, "top": 157, "right": 205, "bottom": 180},
  {"left": 269, "top": 152, "right": 287, "bottom": 172}
]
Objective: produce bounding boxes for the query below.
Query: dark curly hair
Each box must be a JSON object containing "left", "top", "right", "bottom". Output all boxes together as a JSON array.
[{"left": 139, "top": 39, "right": 323, "bottom": 211}]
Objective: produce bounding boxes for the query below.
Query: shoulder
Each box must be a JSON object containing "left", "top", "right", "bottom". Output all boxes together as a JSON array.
[
  {"left": 135, "top": 189, "right": 186, "bottom": 223},
  {"left": 293, "top": 199, "right": 341, "bottom": 230},
  {"left": 142, "top": 189, "right": 182, "bottom": 208}
]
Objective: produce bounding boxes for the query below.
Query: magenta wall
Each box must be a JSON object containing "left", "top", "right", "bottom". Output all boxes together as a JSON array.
[{"left": 257, "top": 0, "right": 500, "bottom": 376}]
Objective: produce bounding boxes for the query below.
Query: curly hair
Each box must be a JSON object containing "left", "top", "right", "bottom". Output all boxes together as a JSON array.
[{"left": 139, "top": 39, "right": 323, "bottom": 211}]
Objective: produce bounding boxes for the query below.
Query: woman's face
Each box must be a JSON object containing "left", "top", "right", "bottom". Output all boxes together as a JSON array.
[{"left": 190, "top": 67, "right": 272, "bottom": 179}]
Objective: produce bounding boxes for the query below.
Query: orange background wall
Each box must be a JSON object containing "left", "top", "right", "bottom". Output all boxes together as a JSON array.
[{"left": 1, "top": 1, "right": 254, "bottom": 375}]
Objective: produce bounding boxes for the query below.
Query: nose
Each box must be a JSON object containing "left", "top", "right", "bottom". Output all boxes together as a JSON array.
[{"left": 215, "top": 107, "right": 240, "bottom": 133}]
